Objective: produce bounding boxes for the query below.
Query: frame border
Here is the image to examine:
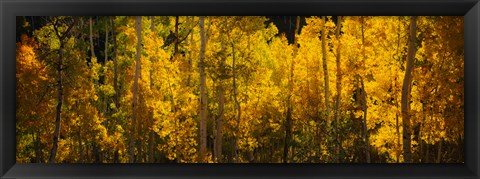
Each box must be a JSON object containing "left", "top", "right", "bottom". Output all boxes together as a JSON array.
[{"left": 1, "top": 0, "right": 479, "bottom": 178}]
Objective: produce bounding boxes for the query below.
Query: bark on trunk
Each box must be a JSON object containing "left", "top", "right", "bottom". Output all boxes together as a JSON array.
[
  {"left": 33, "top": 131, "right": 41, "bottom": 163},
  {"left": 437, "top": 138, "right": 443, "bottom": 163},
  {"left": 333, "top": 16, "right": 343, "bottom": 163},
  {"left": 49, "top": 18, "right": 75, "bottom": 163},
  {"left": 78, "top": 128, "right": 83, "bottom": 162},
  {"left": 199, "top": 16, "right": 208, "bottom": 163},
  {"left": 174, "top": 16, "right": 179, "bottom": 57},
  {"left": 49, "top": 39, "right": 62, "bottom": 163},
  {"left": 283, "top": 16, "right": 301, "bottom": 164},
  {"left": 321, "top": 17, "right": 331, "bottom": 160},
  {"left": 129, "top": 16, "right": 142, "bottom": 163},
  {"left": 111, "top": 17, "right": 119, "bottom": 109},
  {"left": 396, "top": 114, "right": 400, "bottom": 163},
  {"left": 215, "top": 19, "right": 226, "bottom": 162},
  {"left": 148, "top": 16, "right": 156, "bottom": 163},
  {"left": 104, "top": 19, "right": 108, "bottom": 63},
  {"left": 111, "top": 17, "right": 120, "bottom": 163},
  {"left": 401, "top": 16, "right": 417, "bottom": 163},
  {"left": 89, "top": 17, "right": 96, "bottom": 58},
  {"left": 232, "top": 42, "right": 241, "bottom": 163},
  {"left": 359, "top": 76, "right": 371, "bottom": 163},
  {"left": 359, "top": 17, "right": 370, "bottom": 163},
  {"left": 187, "top": 17, "right": 194, "bottom": 87},
  {"left": 321, "top": 16, "right": 330, "bottom": 125},
  {"left": 102, "top": 18, "right": 109, "bottom": 145},
  {"left": 215, "top": 84, "right": 224, "bottom": 162}
]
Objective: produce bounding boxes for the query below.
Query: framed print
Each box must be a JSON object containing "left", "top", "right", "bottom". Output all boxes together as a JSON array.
[{"left": 1, "top": 0, "right": 479, "bottom": 178}]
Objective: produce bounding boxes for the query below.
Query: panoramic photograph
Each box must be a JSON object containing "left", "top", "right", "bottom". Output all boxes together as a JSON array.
[{"left": 16, "top": 16, "right": 463, "bottom": 163}]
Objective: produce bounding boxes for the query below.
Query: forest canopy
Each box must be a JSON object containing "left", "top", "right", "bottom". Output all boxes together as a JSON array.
[{"left": 16, "top": 16, "right": 464, "bottom": 163}]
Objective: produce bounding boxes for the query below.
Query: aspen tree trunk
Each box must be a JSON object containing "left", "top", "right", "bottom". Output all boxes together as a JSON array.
[
  {"left": 214, "top": 18, "right": 226, "bottom": 162},
  {"left": 317, "top": 16, "right": 331, "bottom": 162},
  {"left": 396, "top": 114, "right": 400, "bottom": 163},
  {"left": 185, "top": 16, "right": 191, "bottom": 86},
  {"left": 111, "top": 17, "right": 119, "bottom": 109},
  {"left": 137, "top": 121, "right": 144, "bottom": 162},
  {"left": 95, "top": 18, "right": 108, "bottom": 163},
  {"left": 89, "top": 17, "right": 96, "bottom": 58},
  {"left": 111, "top": 17, "right": 120, "bottom": 163},
  {"left": 333, "top": 16, "right": 343, "bottom": 163},
  {"left": 321, "top": 15, "right": 330, "bottom": 133},
  {"left": 232, "top": 43, "right": 241, "bottom": 163},
  {"left": 320, "top": 16, "right": 332, "bottom": 162},
  {"left": 395, "top": 18, "right": 402, "bottom": 163},
  {"left": 216, "top": 84, "right": 224, "bottom": 162},
  {"left": 359, "top": 77, "right": 371, "bottom": 163},
  {"left": 437, "top": 139, "right": 443, "bottom": 163},
  {"left": 360, "top": 17, "right": 370, "bottom": 163},
  {"left": 148, "top": 16, "right": 156, "bottom": 163},
  {"left": 283, "top": 16, "right": 300, "bottom": 163},
  {"left": 420, "top": 103, "right": 426, "bottom": 163},
  {"left": 199, "top": 16, "right": 207, "bottom": 163},
  {"left": 401, "top": 16, "right": 417, "bottom": 163},
  {"left": 104, "top": 19, "right": 108, "bottom": 64},
  {"left": 174, "top": 16, "right": 179, "bottom": 57},
  {"left": 90, "top": 16, "right": 103, "bottom": 161},
  {"left": 34, "top": 131, "right": 41, "bottom": 163},
  {"left": 78, "top": 128, "right": 83, "bottom": 162},
  {"left": 129, "top": 16, "right": 142, "bottom": 163},
  {"left": 102, "top": 20, "right": 109, "bottom": 161},
  {"left": 187, "top": 17, "right": 194, "bottom": 87},
  {"left": 49, "top": 18, "right": 75, "bottom": 163}
]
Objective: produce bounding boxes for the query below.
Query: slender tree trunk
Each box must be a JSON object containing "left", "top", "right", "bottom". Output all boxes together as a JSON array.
[
  {"left": 358, "top": 16, "right": 371, "bottom": 163},
  {"left": 420, "top": 102, "right": 426, "bottom": 163},
  {"left": 111, "top": 17, "right": 119, "bottom": 109},
  {"left": 333, "top": 16, "right": 343, "bottom": 163},
  {"left": 437, "top": 138, "right": 443, "bottom": 163},
  {"left": 396, "top": 114, "right": 400, "bottom": 163},
  {"left": 401, "top": 16, "right": 417, "bottom": 163},
  {"left": 283, "top": 107, "right": 292, "bottom": 163},
  {"left": 232, "top": 42, "right": 241, "bottom": 163},
  {"left": 49, "top": 35, "right": 64, "bottom": 164},
  {"left": 359, "top": 76, "right": 371, "bottom": 163},
  {"left": 321, "top": 17, "right": 331, "bottom": 159},
  {"left": 187, "top": 17, "right": 194, "bottom": 87},
  {"left": 49, "top": 17, "right": 75, "bottom": 163},
  {"left": 33, "top": 130, "right": 40, "bottom": 163},
  {"left": 89, "top": 17, "right": 96, "bottom": 58},
  {"left": 104, "top": 19, "right": 109, "bottom": 63},
  {"left": 198, "top": 16, "right": 208, "bottom": 163},
  {"left": 215, "top": 19, "right": 226, "bottom": 162},
  {"left": 136, "top": 119, "right": 144, "bottom": 162},
  {"left": 426, "top": 115, "right": 432, "bottom": 163},
  {"left": 283, "top": 16, "right": 301, "bottom": 164},
  {"left": 111, "top": 16, "right": 120, "bottom": 163},
  {"left": 96, "top": 17, "right": 109, "bottom": 163},
  {"left": 425, "top": 141, "right": 430, "bottom": 163},
  {"left": 174, "top": 16, "right": 179, "bottom": 57},
  {"left": 215, "top": 84, "right": 224, "bottom": 162},
  {"left": 93, "top": 143, "right": 101, "bottom": 163},
  {"left": 148, "top": 16, "right": 156, "bottom": 163},
  {"left": 130, "top": 16, "right": 142, "bottom": 163},
  {"left": 86, "top": 144, "right": 90, "bottom": 161},
  {"left": 321, "top": 16, "right": 330, "bottom": 122},
  {"left": 148, "top": 132, "right": 155, "bottom": 162},
  {"left": 78, "top": 128, "right": 83, "bottom": 162},
  {"left": 395, "top": 18, "right": 402, "bottom": 162}
]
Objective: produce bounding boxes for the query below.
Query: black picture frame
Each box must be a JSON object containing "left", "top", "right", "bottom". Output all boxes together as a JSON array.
[{"left": 1, "top": 0, "right": 479, "bottom": 178}]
